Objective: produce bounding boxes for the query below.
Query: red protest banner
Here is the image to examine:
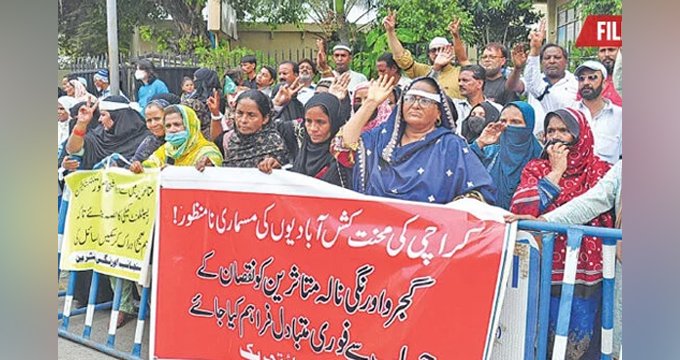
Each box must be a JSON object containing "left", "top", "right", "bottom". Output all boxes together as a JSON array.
[
  {"left": 575, "top": 15, "right": 622, "bottom": 47},
  {"left": 152, "top": 168, "right": 515, "bottom": 360}
]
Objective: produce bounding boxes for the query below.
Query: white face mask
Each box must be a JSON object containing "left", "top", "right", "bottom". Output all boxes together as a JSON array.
[{"left": 135, "top": 70, "right": 146, "bottom": 81}]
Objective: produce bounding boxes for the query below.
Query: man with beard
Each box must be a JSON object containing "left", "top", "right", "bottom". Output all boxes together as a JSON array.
[
  {"left": 383, "top": 9, "right": 470, "bottom": 99},
  {"left": 572, "top": 61, "right": 622, "bottom": 164},
  {"left": 454, "top": 64, "right": 502, "bottom": 134},
  {"left": 506, "top": 20, "right": 577, "bottom": 139},
  {"left": 296, "top": 58, "right": 317, "bottom": 106},
  {"left": 574, "top": 47, "right": 622, "bottom": 106},
  {"left": 478, "top": 43, "right": 519, "bottom": 105},
  {"left": 317, "top": 41, "right": 367, "bottom": 94}
]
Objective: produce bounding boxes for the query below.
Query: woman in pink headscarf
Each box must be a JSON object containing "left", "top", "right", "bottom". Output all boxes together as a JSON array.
[{"left": 352, "top": 81, "right": 394, "bottom": 132}]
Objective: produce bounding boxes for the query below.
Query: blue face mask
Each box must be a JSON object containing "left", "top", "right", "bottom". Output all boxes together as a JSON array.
[{"left": 165, "top": 130, "right": 188, "bottom": 147}]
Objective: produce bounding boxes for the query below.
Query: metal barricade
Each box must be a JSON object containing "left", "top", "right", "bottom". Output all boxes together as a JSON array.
[
  {"left": 518, "top": 220, "right": 622, "bottom": 360},
  {"left": 57, "top": 183, "right": 151, "bottom": 360}
]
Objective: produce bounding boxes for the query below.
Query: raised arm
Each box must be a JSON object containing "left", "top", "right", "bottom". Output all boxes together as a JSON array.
[
  {"left": 449, "top": 18, "right": 470, "bottom": 66},
  {"left": 66, "top": 100, "right": 97, "bottom": 154},
  {"left": 383, "top": 10, "right": 406, "bottom": 59},
  {"left": 506, "top": 43, "right": 527, "bottom": 93},
  {"left": 338, "top": 75, "right": 395, "bottom": 147}
]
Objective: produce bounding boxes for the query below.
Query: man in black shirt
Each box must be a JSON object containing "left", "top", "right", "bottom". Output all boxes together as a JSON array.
[
  {"left": 479, "top": 43, "right": 519, "bottom": 105},
  {"left": 240, "top": 55, "right": 258, "bottom": 89}
]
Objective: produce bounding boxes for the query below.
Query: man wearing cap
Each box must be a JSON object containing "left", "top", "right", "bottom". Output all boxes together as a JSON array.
[
  {"left": 506, "top": 20, "right": 577, "bottom": 138},
  {"left": 383, "top": 10, "right": 469, "bottom": 99},
  {"left": 572, "top": 60, "right": 622, "bottom": 164},
  {"left": 575, "top": 47, "right": 622, "bottom": 106},
  {"left": 317, "top": 43, "right": 367, "bottom": 93},
  {"left": 93, "top": 69, "right": 127, "bottom": 100}
]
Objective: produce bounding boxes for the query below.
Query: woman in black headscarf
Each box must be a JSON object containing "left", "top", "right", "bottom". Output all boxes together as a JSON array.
[
  {"left": 460, "top": 101, "right": 501, "bottom": 143},
  {"left": 65, "top": 95, "right": 150, "bottom": 169},
  {"left": 260, "top": 92, "right": 351, "bottom": 188},
  {"left": 191, "top": 68, "right": 221, "bottom": 102}
]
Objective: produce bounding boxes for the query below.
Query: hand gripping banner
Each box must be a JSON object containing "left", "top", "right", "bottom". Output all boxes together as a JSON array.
[{"left": 152, "top": 167, "right": 517, "bottom": 360}]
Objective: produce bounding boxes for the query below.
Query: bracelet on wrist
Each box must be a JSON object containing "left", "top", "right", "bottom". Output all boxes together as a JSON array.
[
  {"left": 72, "top": 127, "right": 86, "bottom": 137},
  {"left": 210, "top": 112, "right": 224, "bottom": 121}
]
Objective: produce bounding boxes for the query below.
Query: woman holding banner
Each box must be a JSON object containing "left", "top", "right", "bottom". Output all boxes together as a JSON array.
[
  {"left": 258, "top": 92, "right": 352, "bottom": 188},
  {"left": 205, "top": 89, "right": 288, "bottom": 169},
  {"left": 129, "top": 104, "right": 222, "bottom": 172},
  {"left": 331, "top": 75, "right": 496, "bottom": 205}
]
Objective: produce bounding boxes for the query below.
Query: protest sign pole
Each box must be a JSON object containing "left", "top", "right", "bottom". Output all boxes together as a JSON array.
[{"left": 106, "top": 0, "right": 120, "bottom": 96}]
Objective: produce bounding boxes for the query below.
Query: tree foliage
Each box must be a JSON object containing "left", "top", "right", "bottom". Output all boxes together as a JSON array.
[
  {"left": 58, "top": 0, "right": 165, "bottom": 56},
  {"left": 457, "top": 0, "right": 541, "bottom": 51}
]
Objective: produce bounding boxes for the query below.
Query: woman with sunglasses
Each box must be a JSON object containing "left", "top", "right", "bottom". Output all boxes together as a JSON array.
[{"left": 331, "top": 75, "right": 496, "bottom": 205}]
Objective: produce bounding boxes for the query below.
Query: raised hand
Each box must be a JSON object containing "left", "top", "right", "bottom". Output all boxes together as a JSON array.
[
  {"left": 432, "top": 44, "right": 455, "bottom": 71},
  {"left": 476, "top": 122, "right": 506, "bottom": 148},
  {"left": 273, "top": 77, "right": 305, "bottom": 107},
  {"left": 383, "top": 9, "right": 397, "bottom": 33},
  {"left": 316, "top": 38, "right": 330, "bottom": 72},
  {"left": 77, "top": 99, "right": 98, "bottom": 125},
  {"left": 448, "top": 17, "right": 461, "bottom": 38},
  {"left": 207, "top": 89, "right": 221, "bottom": 116},
  {"left": 528, "top": 18, "right": 546, "bottom": 54},
  {"left": 328, "top": 72, "right": 351, "bottom": 100},
  {"left": 366, "top": 74, "right": 396, "bottom": 105},
  {"left": 511, "top": 43, "right": 528, "bottom": 69},
  {"left": 257, "top": 156, "right": 281, "bottom": 174}
]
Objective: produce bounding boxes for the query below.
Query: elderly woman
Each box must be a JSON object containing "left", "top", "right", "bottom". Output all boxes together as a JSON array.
[
  {"left": 509, "top": 107, "right": 613, "bottom": 360},
  {"left": 200, "top": 89, "right": 287, "bottom": 169},
  {"left": 460, "top": 101, "right": 501, "bottom": 143},
  {"left": 65, "top": 95, "right": 149, "bottom": 169},
  {"left": 130, "top": 104, "right": 222, "bottom": 172},
  {"left": 470, "top": 101, "right": 542, "bottom": 209},
  {"left": 259, "top": 92, "right": 352, "bottom": 188},
  {"left": 332, "top": 75, "right": 496, "bottom": 204}
]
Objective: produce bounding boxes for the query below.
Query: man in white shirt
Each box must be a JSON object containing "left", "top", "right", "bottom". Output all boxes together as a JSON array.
[
  {"left": 296, "top": 58, "right": 317, "bottom": 106},
  {"left": 572, "top": 60, "right": 622, "bottom": 164},
  {"left": 506, "top": 20, "right": 577, "bottom": 139},
  {"left": 454, "top": 64, "right": 502, "bottom": 134}
]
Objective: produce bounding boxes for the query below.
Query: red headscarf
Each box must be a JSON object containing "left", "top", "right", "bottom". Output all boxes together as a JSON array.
[{"left": 511, "top": 107, "right": 613, "bottom": 285}]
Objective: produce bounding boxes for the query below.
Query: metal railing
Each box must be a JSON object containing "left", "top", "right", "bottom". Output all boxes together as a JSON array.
[{"left": 518, "top": 220, "right": 622, "bottom": 360}]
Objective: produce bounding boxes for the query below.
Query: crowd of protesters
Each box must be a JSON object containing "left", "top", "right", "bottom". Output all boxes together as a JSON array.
[{"left": 57, "top": 13, "right": 623, "bottom": 359}]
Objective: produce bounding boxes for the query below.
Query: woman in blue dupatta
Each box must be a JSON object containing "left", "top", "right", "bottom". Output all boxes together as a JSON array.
[
  {"left": 469, "top": 101, "right": 543, "bottom": 209},
  {"left": 332, "top": 75, "right": 496, "bottom": 205}
]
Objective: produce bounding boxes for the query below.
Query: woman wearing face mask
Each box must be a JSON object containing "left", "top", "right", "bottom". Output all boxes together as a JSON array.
[
  {"left": 258, "top": 92, "right": 352, "bottom": 188},
  {"left": 460, "top": 101, "right": 501, "bottom": 143},
  {"left": 509, "top": 107, "right": 612, "bottom": 360},
  {"left": 199, "top": 90, "right": 287, "bottom": 169},
  {"left": 469, "top": 101, "right": 542, "bottom": 209},
  {"left": 135, "top": 59, "right": 169, "bottom": 110},
  {"left": 129, "top": 104, "right": 222, "bottom": 173}
]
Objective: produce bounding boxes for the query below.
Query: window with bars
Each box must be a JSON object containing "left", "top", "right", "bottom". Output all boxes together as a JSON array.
[{"left": 556, "top": 3, "right": 581, "bottom": 48}]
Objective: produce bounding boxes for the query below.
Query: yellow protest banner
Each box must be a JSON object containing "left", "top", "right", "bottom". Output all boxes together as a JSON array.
[{"left": 60, "top": 167, "right": 159, "bottom": 284}]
